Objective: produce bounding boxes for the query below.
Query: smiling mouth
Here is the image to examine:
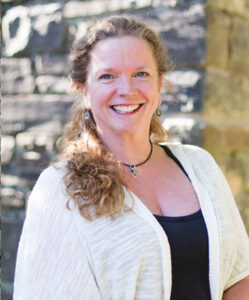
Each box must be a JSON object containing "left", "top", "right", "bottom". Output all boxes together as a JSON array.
[{"left": 111, "top": 104, "right": 142, "bottom": 114}]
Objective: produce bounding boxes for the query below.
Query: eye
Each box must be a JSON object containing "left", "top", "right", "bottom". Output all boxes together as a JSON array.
[
  {"left": 135, "top": 71, "right": 149, "bottom": 78},
  {"left": 99, "top": 74, "right": 114, "bottom": 80}
]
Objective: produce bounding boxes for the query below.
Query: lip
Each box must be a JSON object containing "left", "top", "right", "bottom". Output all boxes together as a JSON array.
[{"left": 111, "top": 104, "right": 143, "bottom": 115}]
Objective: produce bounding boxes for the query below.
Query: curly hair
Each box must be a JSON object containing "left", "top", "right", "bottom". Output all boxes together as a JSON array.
[{"left": 57, "top": 15, "right": 171, "bottom": 221}]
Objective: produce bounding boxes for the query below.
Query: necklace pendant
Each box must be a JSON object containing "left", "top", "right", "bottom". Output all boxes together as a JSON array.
[{"left": 129, "top": 165, "right": 138, "bottom": 179}]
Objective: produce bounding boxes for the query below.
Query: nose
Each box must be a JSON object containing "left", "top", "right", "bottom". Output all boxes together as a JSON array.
[{"left": 117, "top": 75, "right": 137, "bottom": 97}]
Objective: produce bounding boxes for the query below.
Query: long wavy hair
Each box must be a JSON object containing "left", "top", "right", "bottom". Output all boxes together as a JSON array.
[{"left": 57, "top": 15, "right": 171, "bottom": 221}]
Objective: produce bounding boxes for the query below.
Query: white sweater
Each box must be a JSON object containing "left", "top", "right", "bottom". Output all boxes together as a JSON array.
[{"left": 14, "top": 143, "right": 249, "bottom": 300}]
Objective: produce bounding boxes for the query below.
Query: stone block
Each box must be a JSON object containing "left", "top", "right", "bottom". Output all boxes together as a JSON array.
[
  {"left": 245, "top": 76, "right": 249, "bottom": 102},
  {"left": 36, "top": 75, "right": 69, "bottom": 94},
  {"left": 226, "top": 168, "right": 244, "bottom": 196},
  {"left": 64, "top": 0, "right": 152, "bottom": 18},
  {"left": 1, "top": 187, "right": 26, "bottom": 209},
  {"left": 1, "top": 58, "right": 35, "bottom": 94},
  {"left": 17, "top": 149, "right": 51, "bottom": 169},
  {"left": 1, "top": 136, "right": 15, "bottom": 166},
  {"left": 223, "top": 154, "right": 246, "bottom": 196},
  {"left": 231, "top": 17, "right": 249, "bottom": 67},
  {"left": 206, "top": 0, "right": 226, "bottom": 10},
  {"left": 16, "top": 131, "right": 55, "bottom": 157},
  {"left": 163, "top": 116, "right": 204, "bottom": 146},
  {"left": 29, "top": 3, "right": 65, "bottom": 53},
  {"left": 68, "top": 2, "right": 205, "bottom": 68},
  {"left": 2, "top": 6, "right": 31, "bottom": 57},
  {"left": 26, "top": 120, "right": 63, "bottom": 134},
  {"left": 2, "top": 3, "right": 64, "bottom": 57},
  {"left": 15, "top": 131, "right": 55, "bottom": 170},
  {"left": 2, "top": 0, "right": 24, "bottom": 2},
  {"left": 2, "top": 251, "right": 17, "bottom": 282},
  {"left": 2, "top": 215, "right": 24, "bottom": 254},
  {"left": 204, "top": 68, "right": 249, "bottom": 121},
  {"left": 2, "top": 94, "right": 77, "bottom": 123},
  {"left": 207, "top": 0, "right": 247, "bottom": 15},
  {"left": 203, "top": 125, "right": 249, "bottom": 154},
  {"left": 2, "top": 215, "right": 25, "bottom": 283},
  {"left": 162, "top": 69, "right": 203, "bottom": 113},
  {"left": 205, "top": 11, "right": 230, "bottom": 69},
  {"left": 158, "top": 3, "right": 205, "bottom": 68},
  {"left": 1, "top": 168, "right": 41, "bottom": 188},
  {"left": 1, "top": 281, "right": 13, "bottom": 300},
  {"left": 2, "top": 122, "right": 25, "bottom": 135},
  {"left": 74, "top": 20, "right": 92, "bottom": 41},
  {"left": 35, "top": 54, "right": 70, "bottom": 75},
  {"left": 225, "top": 0, "right": 246, "bottom": 15}
]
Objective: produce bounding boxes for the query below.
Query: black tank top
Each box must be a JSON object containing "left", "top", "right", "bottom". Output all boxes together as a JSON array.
[{"left": 154, "top": 146, "right": 211, "bottom": 300}]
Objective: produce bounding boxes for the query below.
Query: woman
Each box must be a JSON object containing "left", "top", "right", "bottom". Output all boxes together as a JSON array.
[{"left": 14, "top": 16, "right": 249, "bottom": 300}]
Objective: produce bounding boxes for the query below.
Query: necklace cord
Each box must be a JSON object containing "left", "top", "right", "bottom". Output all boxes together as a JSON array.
[{"left": 122, "top": 140, "right": 153, "bottom": 168}]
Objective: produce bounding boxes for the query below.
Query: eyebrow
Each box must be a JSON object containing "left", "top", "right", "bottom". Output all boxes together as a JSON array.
[
  {"left": 95, "top": 65, "right": 153, "bottom": 76},
  {"left": 135, "top": 65, "right": 153, "bottom": 70},
  {"left": 96, "top": 68, "right": 116, "bottom": 75}
]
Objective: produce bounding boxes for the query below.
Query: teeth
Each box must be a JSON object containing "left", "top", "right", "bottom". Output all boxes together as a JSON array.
[{"left": 112, "top": 105, "right": 140, "bottom": 113}]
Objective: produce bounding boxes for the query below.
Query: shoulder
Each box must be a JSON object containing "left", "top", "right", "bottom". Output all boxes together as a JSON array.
[
  {"left": 160, "top": 142, "right": 215, "bottom": 165},
  {"left": 160, "top": 142, "right": 222, "bottom": 185},
  {"left": 27, "top": 161, "right": 69, "bottom": 214},
  {"left": 179, "top": 143, "right": 216, "bottom": 168},
  {"left": 32, "top": 161, "right": 67, "bottom": 194},
  {"left": 37, "top": 161, "right": 67, "bottom": 184}
]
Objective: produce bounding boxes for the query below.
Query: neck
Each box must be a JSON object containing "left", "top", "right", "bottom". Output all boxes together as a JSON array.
[{"left": 99, "top": 131, "right": 152, "bottom": 165}]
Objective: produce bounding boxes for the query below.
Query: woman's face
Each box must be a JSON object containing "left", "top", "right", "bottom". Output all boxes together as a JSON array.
[{"left": 84, "top": 35, "right": 162, "bottom": 140}]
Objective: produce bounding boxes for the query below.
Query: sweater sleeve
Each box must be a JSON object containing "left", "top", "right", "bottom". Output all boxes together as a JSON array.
[
  {"left": 188, "top": 146, "right": 249, "bottom": 290},
  {"left": 13, "top": 165, "right": 102, "bottom": 300},
  {"left": 210, "top": 155, "right": 249, "bottom": 290}
]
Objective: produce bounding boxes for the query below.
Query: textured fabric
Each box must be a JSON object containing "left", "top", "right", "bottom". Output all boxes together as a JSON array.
[{"left": 14, "top": 143, "right": 249, "bottom": 300}]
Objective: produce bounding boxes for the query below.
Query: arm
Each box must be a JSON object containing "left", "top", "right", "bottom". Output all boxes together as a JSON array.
[
  {"left": 202, "top": 149, "right": 249, "bottom": 298},
  {"left": 185, "top": 145, "right": 249, "bottom": 297},
  {"left": 14, "top": 166, "right": 102, "bottom": 300},
  {"left": 223, "top": 276, "right": 249, "bottom": 300}
]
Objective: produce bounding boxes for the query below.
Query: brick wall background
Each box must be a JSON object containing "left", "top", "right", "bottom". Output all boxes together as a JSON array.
[
  {"left": 1, "top": 0, "right": 248, "bottom": 299},
  {"left": 204, "top": 0, "right": 249, "bottom": 230}
]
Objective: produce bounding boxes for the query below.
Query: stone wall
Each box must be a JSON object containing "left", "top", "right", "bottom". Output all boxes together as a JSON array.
[
  {"left": 1, "top": 0, "right": 248, "bottom": 298},
  {"left": 204, "top": 0, "right": 249, "bottom": 230}
]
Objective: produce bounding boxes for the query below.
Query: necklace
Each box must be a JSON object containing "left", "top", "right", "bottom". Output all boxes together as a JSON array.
[{"left": 122, "top": 140, "right": 153, "bottom": 179}]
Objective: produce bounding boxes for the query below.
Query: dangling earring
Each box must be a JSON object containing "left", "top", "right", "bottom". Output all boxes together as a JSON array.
[
  {"left": 84, "top": 111, "right": 90, "bottom": 120},
  {"left": 156, "top": 107, "right": 161, "bottom": 117}
]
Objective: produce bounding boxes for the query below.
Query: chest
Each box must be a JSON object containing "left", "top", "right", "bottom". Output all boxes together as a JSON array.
[{"left": 125, "top": 162, "right": 200, "bottom": 217}]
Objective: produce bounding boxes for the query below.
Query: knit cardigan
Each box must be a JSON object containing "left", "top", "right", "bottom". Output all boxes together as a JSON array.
[{"left": 14, "top": 143, "right": 249, "bottom": 300}]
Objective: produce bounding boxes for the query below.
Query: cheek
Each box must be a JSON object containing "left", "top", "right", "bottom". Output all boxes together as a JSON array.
[
  {"left": 88, "top": 86, "right": 113, "bottom": 109},
  {"left": 138, "top": 82, "right": 160, "bottom": 101}
]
